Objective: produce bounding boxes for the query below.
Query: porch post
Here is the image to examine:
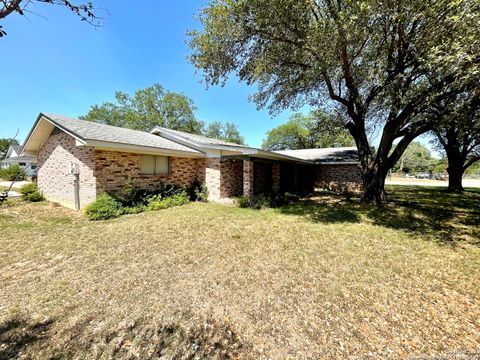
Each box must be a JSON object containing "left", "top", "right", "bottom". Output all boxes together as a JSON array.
[
  {"left": 205, "top": 157, "right": 221, "bottom": 201},
  {"left": 243, "top": 159, "right": 254, "bottom": 196}
]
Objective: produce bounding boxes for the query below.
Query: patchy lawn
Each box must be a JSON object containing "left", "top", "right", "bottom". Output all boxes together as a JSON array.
[{"left": 0, "top": 186, "right": 479, "bottom": 359}]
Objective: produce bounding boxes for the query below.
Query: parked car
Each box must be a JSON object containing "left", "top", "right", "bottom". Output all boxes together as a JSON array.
[
  {"left": 416, "top": 172, "right": 430, "bottom": 179},
  {"left": 405, "top": 173, "right": 415, "bottom": 178},
  {"left": 432, "top": 173, "right": 446, "bottom": 180}
]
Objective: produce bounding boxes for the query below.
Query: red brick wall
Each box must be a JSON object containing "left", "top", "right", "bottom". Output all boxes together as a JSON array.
[
  {"left": 253, "top": 160, "right": 273, "bottom": 194},
  {"left": 95, "top": 150, "right": 205, "bottom": 194},
  {"left": 220, "top": 158, "right": 243, "bottom": 197},
  {"left": 315, "top": 164, "right": 363, "bottom": 192},
  {"left": 37, "top": 128, "right": 96, "bottom": 209}
]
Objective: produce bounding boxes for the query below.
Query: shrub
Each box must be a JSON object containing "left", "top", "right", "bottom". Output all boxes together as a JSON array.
[
  {"left": 0, "top": 164, "right": 25, "bottom": 181},
  {"left": 188, "top": 180, "right": 208, "bottom": 202},
  {"left": 146, "top": 191, "right": 190, "bottom": 211},
  {"left": 237, "top": 195, "right": 250, "bottom": 208},
  {"left": 84, "top": 193, "right": 123, "bottom": 220},
  {"left": 118, "top": 177, "right": 137, "bottom": 206},
  {"left": 122, "top": 205, "right": 145, "bottom": 215},
  {"left": 19, "top": 183, "right": 43, "bottom": 202}
]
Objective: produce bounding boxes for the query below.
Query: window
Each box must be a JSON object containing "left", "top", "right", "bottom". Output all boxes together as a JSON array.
[
  {"left": 31, "top": 165, "right": 37, "bottom": 170},
  {"left": 140, "top": 155, "right": 169, "bottom": 175},
  {"left": 19, "top": 162, "right": 26, "bottom": 166}
]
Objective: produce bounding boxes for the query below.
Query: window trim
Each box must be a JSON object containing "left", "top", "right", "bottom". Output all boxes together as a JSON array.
[{"left": 139, "top": 155, "right": 170, "bottom": 176}]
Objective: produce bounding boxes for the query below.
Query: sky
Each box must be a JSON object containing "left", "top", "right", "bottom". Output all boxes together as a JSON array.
[{"left": 0, "top": 0, "right": 437, "bottom": 154}]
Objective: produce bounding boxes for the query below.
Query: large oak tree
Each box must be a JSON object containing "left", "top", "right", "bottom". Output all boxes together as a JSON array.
[
  {"left": 188, "top": 0, "right": 480, "bottom": 203},
  {"left": 432, "top": 91, "right": 480, "bottom": 192}
]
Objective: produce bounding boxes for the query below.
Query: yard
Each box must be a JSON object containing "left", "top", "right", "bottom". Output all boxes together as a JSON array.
[{"left": 0, "top": 186, "right": 479, "bottom": 359}]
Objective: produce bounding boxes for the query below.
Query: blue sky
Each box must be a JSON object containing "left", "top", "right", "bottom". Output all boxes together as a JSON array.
[
  {"left": 0, "top": 0, "right": 437, "bottom": 154},
  {"left": 0, "top": 0, "right": 297, "bottom": 148}
]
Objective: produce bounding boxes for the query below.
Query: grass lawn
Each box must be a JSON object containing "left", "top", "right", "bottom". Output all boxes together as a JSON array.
[{"left": 0, "top": 186, "right": 479, "bottom": 359}]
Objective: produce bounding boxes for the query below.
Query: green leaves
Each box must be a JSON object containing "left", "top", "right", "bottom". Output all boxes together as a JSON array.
[
  {"left": 204, "top": 121, "right": 244, "bottom": 144},
  {"left": 262, "top": 110, "right": 355, "bottom": 150},
  {"left": 82, "top": 83, "right": 245, "bottom": 143},
  {"left": 82, "top": 83, "right": 203, "bottom": 134}
]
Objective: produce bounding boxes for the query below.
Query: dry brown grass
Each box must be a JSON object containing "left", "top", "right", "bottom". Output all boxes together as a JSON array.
[{"left": 0, "top": 187, "right": 479, "bottom": 359}]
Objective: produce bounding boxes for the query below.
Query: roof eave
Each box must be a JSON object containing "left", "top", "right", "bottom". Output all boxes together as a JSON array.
[
  {"left": 21, "top": 113, "right": 86, "bottom": 156},
  {"left": 83, "top": 140, "right": 205, "bottom": 158}
]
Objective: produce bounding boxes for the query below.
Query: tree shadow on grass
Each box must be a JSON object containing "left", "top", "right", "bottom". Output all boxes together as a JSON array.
[
  {"left": 278, "top": 186, "right": 480, "bottom": 247},
  {"left": 0, "top": 316, "right": 54, "bottom": 360},
  {"left": 279, "top": 199, "right": 361, "bottom": 224}
]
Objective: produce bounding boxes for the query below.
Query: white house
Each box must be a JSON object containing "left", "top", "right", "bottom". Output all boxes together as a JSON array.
[{"left": 1, "top": 144, "right": 37, "bottom": 176}]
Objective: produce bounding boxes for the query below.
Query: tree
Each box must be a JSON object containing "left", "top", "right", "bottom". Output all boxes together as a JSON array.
[
  {"left": 0, "top": 138, "right": 18, "bottom": 160},
  {"left": 262, "top": 110, "right": 354, "bottom": 150},
  {"left": 82, "top": 83, "right": 246, "bottom": 143},
  {"left": 204, "top": 121, "right": 244, "bottom": 144},
  {"left": 0, "top": 0, "right": 104, "bottom": 37},
  {"left": 432, "top": 92, "right": 480, "bottom": 192},
  {"left": 391, "top": 141, "right": 435, "bottom": 174},
  {"left": 188, "top": 0, "right": 480, "bottom": 203},
  {"left": 82, "top": 83, "right": 204, "bottom": 134}
]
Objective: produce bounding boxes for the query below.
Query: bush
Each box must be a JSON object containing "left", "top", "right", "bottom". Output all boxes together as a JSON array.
[
  {"left": 19, "top": 183, "right": 43, "bottom": 202},
  {"left": 0, "top": 164, "right": 26, "bottom": 181},
  {"left": 188, "top": 180, "right": 208, "bottom": 202},
  {"left": 237, "top": 195, "right": 250, "bottom": 208},
  {"left": 146, "top": 191, "right": 190, "bottom": 211},
  {"left": 84, "top": 193, "right": 124, "bottom": 220}
]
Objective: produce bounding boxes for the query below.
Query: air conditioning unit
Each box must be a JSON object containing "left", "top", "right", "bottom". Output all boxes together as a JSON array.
[{"left": 69, "top": 162, "right": 79, "bottom": 175}]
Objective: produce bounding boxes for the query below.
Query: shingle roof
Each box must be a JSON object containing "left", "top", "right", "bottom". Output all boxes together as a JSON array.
[
  {"left": 42, "top": 113, "right": 201, "bottom": 154},
  {"left": 152, "top": 126, "right": 249, "bottom": 148},
  {"left": 275, "top": 147, "right": 359, "bottom": 163}
]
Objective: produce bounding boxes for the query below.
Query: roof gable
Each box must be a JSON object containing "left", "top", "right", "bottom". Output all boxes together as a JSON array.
[
  {"left": 5, "top": 144, "right": 21, "bottom": 158},
  {"left": 22, "top": 113, "right": 203, "bottom": 157}
]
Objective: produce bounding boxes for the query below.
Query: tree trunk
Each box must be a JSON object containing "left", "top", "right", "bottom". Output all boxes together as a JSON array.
[
  {"left": 447, "top": 163, "right": 464, "bottom": 192},
  {"left": 361, "top": 165, "right": 388, "bottom": 204}
]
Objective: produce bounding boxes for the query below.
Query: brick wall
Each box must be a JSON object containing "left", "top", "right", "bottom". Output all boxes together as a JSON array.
[
  {"left": 220, "top": 158, "right": 243, "bottom": 197},
  {"left": 205, "top": 157, "right": 221, "bottom": 201},
  {"left": 95, "top": 150, "right": 205, "bottom": 194},
  {"left": 37, "top": 128, "right": 96, "bottom": 209},
  {"left": 253, "top": 160, "right": 273, "bottom": 194},
  {"left": 315, "top": 164, "right": 363, "bottom": 192}
]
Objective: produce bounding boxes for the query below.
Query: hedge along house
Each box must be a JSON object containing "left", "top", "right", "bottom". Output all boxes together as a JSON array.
[{"left": 21, "top": 113, "right": 362, "bottom": 210}]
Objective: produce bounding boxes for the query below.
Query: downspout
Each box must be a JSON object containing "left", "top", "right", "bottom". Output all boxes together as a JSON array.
[{"left": 73, "top": 173, "right": 80, "bottom": 211}]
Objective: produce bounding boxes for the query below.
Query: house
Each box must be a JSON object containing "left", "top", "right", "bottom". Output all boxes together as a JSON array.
[
  {"left": 0, "top": 144, "right": 37, "bottom": 176},
  {"left": 21, "top": 113, "right": 362, "bottom": 209}
]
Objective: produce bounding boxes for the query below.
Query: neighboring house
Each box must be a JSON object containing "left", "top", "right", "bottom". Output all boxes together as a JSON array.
[
  {"left": 0, "top": 144, "right": 37, "bottom": 176},
  {"left": 21, "top": 113, "right": 362, "bottom": 209}
]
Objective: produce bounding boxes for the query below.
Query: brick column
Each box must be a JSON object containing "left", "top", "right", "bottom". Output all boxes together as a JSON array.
[
  {"left": 205, "top": 157, "right": 221, "bottom": 201},
  {"left": 243, "top": 159, "right": 254, "bottom": 196},
  {"left": 272, "top": 162, "right": 281, "bottom": 193}
]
